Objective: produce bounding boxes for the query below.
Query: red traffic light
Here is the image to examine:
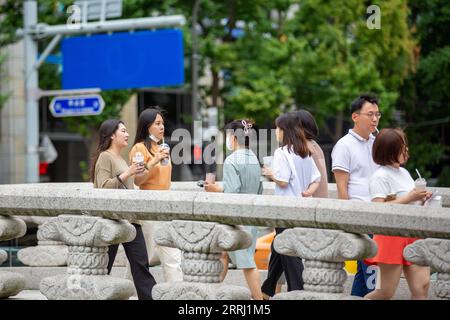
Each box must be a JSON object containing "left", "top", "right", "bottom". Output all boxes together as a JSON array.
[{"left": 39, "top": 162, "right": 49, "bottom": 176}]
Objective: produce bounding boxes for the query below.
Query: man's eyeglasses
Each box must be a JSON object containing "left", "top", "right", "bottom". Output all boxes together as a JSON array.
[{"left": 356, "top": 112, "right": 382, "bottom": 119}]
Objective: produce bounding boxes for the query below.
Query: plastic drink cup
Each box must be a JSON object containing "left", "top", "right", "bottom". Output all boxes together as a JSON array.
[
  {"left": 159, "top": 143, "right": 170, "bottom": 166},
  {"left": 261, "top": 156, "right": 273, "bottom": 181},
  {"left": 263, "top": 156, "right": 273, "bottom": 169},
  {"left": 206, "top": 173, "right": 216, "bottom": 184},
  {"left": 414, "top": 178, "right": 427, "bottom": 191},
  {"left": 133, "top": 152, "right": 144, "bottom": 165}
]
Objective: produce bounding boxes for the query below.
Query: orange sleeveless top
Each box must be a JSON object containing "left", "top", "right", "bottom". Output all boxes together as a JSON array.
[{"left": 129, "top": 142, "right": 172, "bottom": 190}]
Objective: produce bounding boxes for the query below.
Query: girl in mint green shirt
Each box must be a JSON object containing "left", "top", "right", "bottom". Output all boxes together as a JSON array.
[{"left": 205, "top": 119, "right": 263, "bottom": 300}]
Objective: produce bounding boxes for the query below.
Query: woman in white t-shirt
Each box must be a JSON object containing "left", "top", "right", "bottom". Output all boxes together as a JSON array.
[
  {"left": 364, "top": 128, "right": 432, "bottom": 300},
  {"left": 261, "top": 112, "right": 321, "bottom": 298}
]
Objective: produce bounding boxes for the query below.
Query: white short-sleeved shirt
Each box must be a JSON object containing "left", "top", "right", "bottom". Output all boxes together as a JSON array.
[
  {"left": 369, "top": 166, "right": 415, "bottom": 200},
  {"left": 331, "top": 129, "right": 379, "bottom": 202},
  {"left": 273, "top": 146, "right": 321, "bottom": 197}
]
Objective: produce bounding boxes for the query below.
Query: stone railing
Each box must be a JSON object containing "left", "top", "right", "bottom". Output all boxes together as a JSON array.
[{"left": 0, "top": 182, "right": 449, "bottom": 300}]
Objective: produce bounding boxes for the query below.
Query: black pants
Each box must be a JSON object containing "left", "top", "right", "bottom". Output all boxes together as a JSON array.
[
  {"left": 107, "top": 223, "right": 157, "bottom": 300},
  {"left": 261, "top": 228, "right": 304, "bottom": 297}
]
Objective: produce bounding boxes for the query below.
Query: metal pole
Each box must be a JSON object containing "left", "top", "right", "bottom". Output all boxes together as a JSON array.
[
  {"left": 37, "top": 87, "right": 101, "bottom": 98},
  {"left": 191, "top": 0, "right": 201, "bottom": 123},
  {"left": 34, "top": 34, "right": 62, "bottom": 70},
  {"left": 24, "top": 0, "right": 39, "bottom": 183},
  {"left": 191, "top": 0, "right": 202, "bottom": 165},
  {"left": 17, "top": 15, "right": 186, "bottom": 38}
]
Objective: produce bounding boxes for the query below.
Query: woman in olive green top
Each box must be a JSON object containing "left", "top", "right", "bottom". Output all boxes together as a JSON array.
[{"left": 90, "top": 119, "right": 157, "bottom": 300}]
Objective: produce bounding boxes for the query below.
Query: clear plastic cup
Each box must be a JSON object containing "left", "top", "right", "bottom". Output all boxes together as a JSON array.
[
  {"left": 206, "top": 173, "right": 216, "bottom": 184},
  {"left": 159, "top": 143, "right": 170, "bottom": 166},
  {"left": 263, "top": 156, "right": 273, "bottom": 169},
  {"left": 261, "top": 156, "right": 273, "bottom": 181},
  {"left": 133, "top": 152, "right": 144, "bottom": 165},
  {"left": 414, "top": 178, "right": 427, "bottom": 191}
]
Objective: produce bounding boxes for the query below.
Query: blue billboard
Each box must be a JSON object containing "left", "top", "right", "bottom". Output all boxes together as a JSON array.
[{"left": 62, "top": 29, "right": 184, "bottom": 90}]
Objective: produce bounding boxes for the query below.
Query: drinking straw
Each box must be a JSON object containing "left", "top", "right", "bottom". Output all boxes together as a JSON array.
[{"left": 415, "top": 168, "right": 422, "bottom": 179}]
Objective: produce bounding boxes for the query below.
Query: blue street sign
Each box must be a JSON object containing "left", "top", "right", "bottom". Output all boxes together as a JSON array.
[{"left": 49, "top": 94, "right": 105, "bottom": 117}]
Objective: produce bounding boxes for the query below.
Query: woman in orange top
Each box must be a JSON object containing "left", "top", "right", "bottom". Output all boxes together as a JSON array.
[{"left": 129, "top": 108, "right": 183, "bottom": 282}]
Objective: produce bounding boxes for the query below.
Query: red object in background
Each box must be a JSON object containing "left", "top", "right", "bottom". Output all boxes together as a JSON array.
[
  {"left": 194, "top": 144, "right": 202, "bottom": 161},
  {"left": 39, "top": 162, "right": 49, "bottom": 175}
]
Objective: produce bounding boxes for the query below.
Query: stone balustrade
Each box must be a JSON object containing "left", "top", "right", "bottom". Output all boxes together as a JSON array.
[
  {"left": 37, "top": 215, "right": 136, "bottom": 300},
  {"left": 152, "top": 220, "right": 253, "bottom": 299},
  {"left": 17, "top": 216, "right": 68, "bottom": 267},
  {"left": 0, "top": 250, "right": 8, "bottom": 266},
  {"left": 0, "top": 215, "right": 27, "bottom": 298},
  {"left": 0, "top": 182, "right": 449, "bottom": 300}
]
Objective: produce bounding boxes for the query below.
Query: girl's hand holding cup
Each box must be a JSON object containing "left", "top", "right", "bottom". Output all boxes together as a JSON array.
[
  {"left": 424, "top": 191, "right": 433, "bottom": 202},
  {"left": 262, "top": 166, "right": 274, "bottom": 180},
  {"left": 126, "top": 161, "right": 145, "bottom": 177},
  {"left": 407, "top": 188, "right": 428, "bottom": 202},
  {"left": 150, "top": 147, "right": 170, "bottom": 165},
  {"left": 411, "top": 177, "right": 428, "bottom": 203},
  {"left": 132, "top": 152, "right": 146, "bottom": 175},
  {"left": 159, "top": 143, "right": 170, "bottom": 166}
]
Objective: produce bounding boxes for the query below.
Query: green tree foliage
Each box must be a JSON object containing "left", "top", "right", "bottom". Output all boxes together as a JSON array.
[
  {"left": 0, "top": 0, "right": 22, "bottom": 110},
  {"left": 281, "top": 0, "right": 411, "bottom": 140},
  {"left": 212, "top": 0, "right": 413, "bottom": 142},
  {"left": 398, "top": 0, "right": 450, "bottom": 185},
  {"left": 0, "top": 0, "right": 22, "bottom": 47}
]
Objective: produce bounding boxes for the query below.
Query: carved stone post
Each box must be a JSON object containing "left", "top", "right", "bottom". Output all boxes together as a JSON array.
[
  {"left": 152, "top": 220, "right": 253, "bottom": 300},
  {"left": 17, "top": 217, "right": 68, "bottom": 266},
  {"left": 0, "top": 216, "right": 27, "bottom": 298},
  {"left": 39, "top": 214, "right": 136, "bottom": 300},
  {"left": 404, "top": 238, "right": 450, "bottom": 300},
  {"left": 272, "top": 227, "right": 377, "bottom": 300}
]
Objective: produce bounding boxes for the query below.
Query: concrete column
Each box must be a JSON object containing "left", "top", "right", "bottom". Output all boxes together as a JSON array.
[
  {"left": 39, "top": 215, "right": 136, "bottom": 300},
  {"left": 0, "top": 40, "right": 26, "bottom": 184},
  {"left": 152, "top": 220, "right": 253, "bottom": 300},
  {"left": 272, "top": 227, "right": 377, "bottom": 300},
  {"left": 0, "top": 216, "right": 27, "bottom": 298},
  {"left": 404, "top": 239, "right": 450, "bottom": 300}
]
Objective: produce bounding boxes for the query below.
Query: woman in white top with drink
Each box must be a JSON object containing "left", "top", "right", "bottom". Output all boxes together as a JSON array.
[
  {"left": 261, "top": 112, "right": 321, "bottom": 298},
  {"left": 364, "top": 128, "right": 432, "bottom": 300}
]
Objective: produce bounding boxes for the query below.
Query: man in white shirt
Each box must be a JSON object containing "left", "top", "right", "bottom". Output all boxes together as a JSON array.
[{"left": 331, "top": 93, "right": 381, "bottom": 297}]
